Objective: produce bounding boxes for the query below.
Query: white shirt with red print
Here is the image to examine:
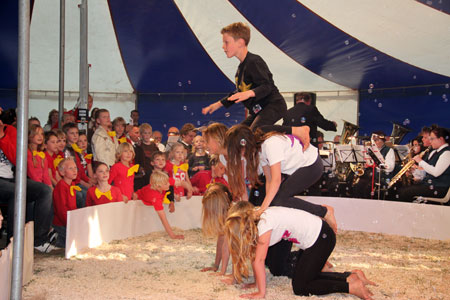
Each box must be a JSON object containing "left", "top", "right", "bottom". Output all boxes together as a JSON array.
[{"left": 257, "top": 206, "right": 322, "bottom": 250}]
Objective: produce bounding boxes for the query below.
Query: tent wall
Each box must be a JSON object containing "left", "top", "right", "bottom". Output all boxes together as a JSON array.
[
  {"left": 359, "top": 84, "right": 450, "bottom": 142},
  {"left": 137, "top": 93, "right": 245, "bottom": 133}
]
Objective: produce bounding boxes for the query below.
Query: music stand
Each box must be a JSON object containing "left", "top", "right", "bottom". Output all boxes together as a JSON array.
[
  {"left": 320, "top": 150, "right": 335, "bottom": 173},
  {"left": 335, "top": 145, "right": 365, "bottom": 164}
]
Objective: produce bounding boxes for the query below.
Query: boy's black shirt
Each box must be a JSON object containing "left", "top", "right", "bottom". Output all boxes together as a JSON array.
[{"left": 220, "top": 52, "right": 284, "bottom": 115}]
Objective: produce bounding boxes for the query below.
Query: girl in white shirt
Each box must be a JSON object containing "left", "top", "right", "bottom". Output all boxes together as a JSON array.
[
  {"left": 225, "top": 201, "right": 375, "bottom": 299},
  {"left": 224, "top": 125, "right": 336, "bottom": 231}
]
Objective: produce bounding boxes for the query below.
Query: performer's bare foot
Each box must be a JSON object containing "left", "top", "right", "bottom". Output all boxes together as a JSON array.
[
  {"left": 348, "top": 275, "right": 374, "bottom": 300},
  {"left": 352, "top": 269, "right": 377, "bottom": 286},
  {"left": 292, "top": 126, "right": 310, "bottom": 151},
  {"left": 323, "top": 205, "right": 338, "bottom": 234},
  {"left": 321, "top": 260, "right": 334, "bottom": 272}
]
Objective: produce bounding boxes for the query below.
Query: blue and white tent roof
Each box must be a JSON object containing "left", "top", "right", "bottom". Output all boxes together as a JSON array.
[{"left": 1, "top": 0, "right": 449, "bottom": 94}]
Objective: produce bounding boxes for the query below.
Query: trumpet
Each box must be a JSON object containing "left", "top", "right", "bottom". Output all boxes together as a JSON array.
[{"left": 387, "top": 148, "right": 430, "bottom": 189}]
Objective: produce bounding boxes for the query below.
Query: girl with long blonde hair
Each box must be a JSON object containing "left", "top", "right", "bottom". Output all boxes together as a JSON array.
[
  {"left": 224, "top": 201, "right": 375, "bottom": 299},
  {"left": 201, "top": 183, "right": 233, "bottom": 276}
]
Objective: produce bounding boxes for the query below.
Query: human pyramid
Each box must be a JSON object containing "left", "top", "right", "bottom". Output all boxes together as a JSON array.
[{"left": 0, "top": 21, "right": 378, "bottom": 299}]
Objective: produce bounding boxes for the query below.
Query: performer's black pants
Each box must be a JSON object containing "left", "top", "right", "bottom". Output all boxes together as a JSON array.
[
  {"left": 265, "top": 221, "right": 349, "bottom": 296},
  {"left": 249, "top": 156, "right": 327, "bottom": 218}
]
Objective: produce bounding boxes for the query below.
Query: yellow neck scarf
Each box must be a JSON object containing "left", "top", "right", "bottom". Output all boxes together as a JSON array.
[
  {"left": 71, "top": 143, "right": 83, "bottom": 154},
  {"left": 70, "top": 185, "right": 82, "bottom": 197},
  {"left": 127, "top": 164, "right": 140, "bottom": 177},
  {"left": 32, "top": 150, "right": 45, "bottom": 159},
  {"left": 173, "top": 163, "right": 188, "bottom": 174},
  {"left": 95, "top": 188, "right": 112, "bottom": 201}
]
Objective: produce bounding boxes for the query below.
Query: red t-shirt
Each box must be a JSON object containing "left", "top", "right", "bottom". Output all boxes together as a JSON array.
[
  {"left": 85, "top": 185, "right": 123, "bottom": 206},
  {"left": 27, "top": 150, "right": 52, "bottom": 186},
  {"left": 164, "top": 161, "right": 188, "bottom": 196},
  {"left": 109, "top": 162, "right": 136, "bottom": 200},
  {"left": 136, "top": 185, "right": 165, "bottom": 211},
  {"left": 52, "top": 180, "right": 78, "bottom": 227}
]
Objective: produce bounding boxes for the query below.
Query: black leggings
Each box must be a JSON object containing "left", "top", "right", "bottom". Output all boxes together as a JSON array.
[
  {"left": 242, "top": 99, "right": 287, "bottom": 131},
  {"left": 249, "top": 156, "right": 327, "bottom": 218},
  {"left": 265, "top": 222, "right": 349, "bottom": 296}
]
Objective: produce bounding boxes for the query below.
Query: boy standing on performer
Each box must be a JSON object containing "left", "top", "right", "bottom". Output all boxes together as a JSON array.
[{"left": 202, "top": 22, "right": 287, "bottom": 130}]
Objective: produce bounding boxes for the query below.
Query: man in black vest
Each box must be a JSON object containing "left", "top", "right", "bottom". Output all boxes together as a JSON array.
[
  {"left": 398, "top": 126, "right": 450, "bottom": 203},
  {"left": 282, "top": 92, "right": 337, "bottom": 146}
]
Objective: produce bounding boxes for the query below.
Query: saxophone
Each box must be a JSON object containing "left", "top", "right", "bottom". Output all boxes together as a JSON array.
[{"left": 387, "top": 148, "right": 430, "bottom": 189}]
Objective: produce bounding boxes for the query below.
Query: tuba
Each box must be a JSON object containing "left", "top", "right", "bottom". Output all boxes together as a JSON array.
[
  {"left": 390, "top": 122, "right": 412, "bottom": 145},
  {"left": 339, "top": 120, "right": 359, "bottom": 144}
]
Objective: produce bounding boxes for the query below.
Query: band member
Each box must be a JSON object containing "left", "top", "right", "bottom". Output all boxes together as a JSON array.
[
  {"left": 282, "top": 92, "right": 337, "bottom": 146},
  {"left": 398, "top": 126, "right": 450, "bottom": 202}
]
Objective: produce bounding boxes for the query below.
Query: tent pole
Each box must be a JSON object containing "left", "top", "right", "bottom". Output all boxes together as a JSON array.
[
  {"left": 58, "top": 0, "right": 66, "bottom": 128},
  {"left": 11, "top": 0, "right": 30, "bottom": 298},
  {"left": 79, "top": 0, "right": 88, "bottom": 131}
]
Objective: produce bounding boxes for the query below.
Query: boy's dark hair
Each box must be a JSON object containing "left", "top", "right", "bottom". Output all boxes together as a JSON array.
[
  {"left": 151, "top": 151, "right": 165, "bottom": 162},
  {"left": 44, "top": 131, "right": 57, "bottom": 144},
  {"left": 294, "top": 92, "right": 312, "bottom": 103},
  {"left": 0, "top": 108, "right": 16, "bottom": 125},
  {"left": 94, "top": 109, "right": 109, "bottom": 121},
  {"left": 421, "top": 126, "right": 432, "bottom": 134},
  {"left": 180, "top": 123, "right": 196, "bottom": 137},
  {"left": 62, "top": 122, "right": 79, "bottom": 134},
  {"left": 372, "top": 130, "right": 387, "bottom": 141},
  {"left": 92, "top": 161, "right": 108, "bottom": 173},
  {"left": 221, "top": 22, "right": 250, "bottom": 46},
  {"left": 317, "top": 131, "right": 324, "bottom": 139},
  {"left": 130, "top": 109, "right": 139, "bottom": 115}
]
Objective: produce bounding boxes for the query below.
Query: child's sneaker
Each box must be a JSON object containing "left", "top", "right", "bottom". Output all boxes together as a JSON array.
[{"left": 34, "top": 242, "right": 56, "bottom": 253}]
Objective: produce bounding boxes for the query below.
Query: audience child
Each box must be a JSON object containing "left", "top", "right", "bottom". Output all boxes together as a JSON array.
[
  {"left": 188, "top": 135, "right": 210, "bottom": 178},
  {"left": 137, "top": 123, "right": 159, "bottom": 183},
  {"left": 224, "top": 201, "right": 375, "bottom": 299},
  {"left": 164, "top": 142, "right": 193, "bottom": 199},
  {"left": 91, "top": 108, "right": 118, "bottom": 167},
  {"left": 86, "top": 162, "right": 124, "bottom": 206},
  {"left": 44, "top": 131, "right": 62, "bottom": 186},
  {"left": 112, "top": 117, "right": 129, "bottom": 144},
  {"left": 62, "top": 122, "right": 92, "bottom": 207},
  {"left": 134, "top": 170, "right": 184, "bottom": 239},
  {"left": 27, "top": 124, "right": 52, "bottom": 188},
  {"left": 53, "top": 129, "right": 67, "bottom": 154},
  {"left": 109, "top": 142, "right": 138, "bottom": 201},
  {"left": 201, "top": 183, "right": 233, "bottom": 276},
  {"left": 179, "top": 123, "right": 197, "bottom": 155},
  {"left": 151, "top": 151, "right": 176, "bottom": 209},
  {"left": 52, "top": 158, "right": 81, "bottom": 248},
  {"left": 191, "top": 155, "right": 228, "bottom": 195},
  {"left": 76, "top": 132, "right": 94, "bottom": 178},
  {"left": 1, "top": 117, "right": 54, "bottom": 252}
]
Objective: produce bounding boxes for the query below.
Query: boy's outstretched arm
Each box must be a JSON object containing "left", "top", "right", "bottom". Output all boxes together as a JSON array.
[
  {"left": 202, "top": 101, "right": 223, "bottom": 115},
  {"left": 156, "top": 210, "right": 184, "bottom": 239}
]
